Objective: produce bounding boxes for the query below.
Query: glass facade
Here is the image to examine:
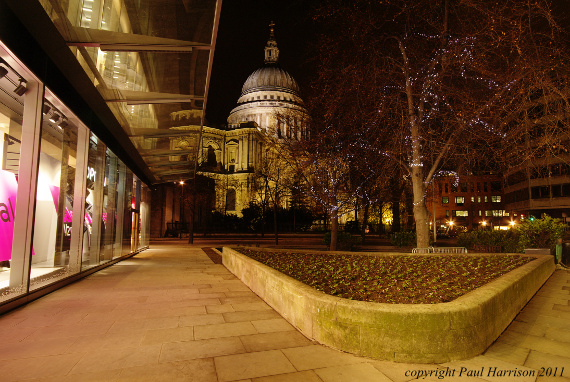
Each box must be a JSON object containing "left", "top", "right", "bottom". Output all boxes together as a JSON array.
[{"left": 0, "top": 42, "right": 150, "bottom": 305}]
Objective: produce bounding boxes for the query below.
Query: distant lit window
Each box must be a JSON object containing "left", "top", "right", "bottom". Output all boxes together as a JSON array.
[
  {"left": 484, "top": 196, "right": 488, "bottom": 202},
  {"left": 455, "top": 211, "right": 468, "bottom": 217},
  {"left": 478, "top": 196, "right": 481, "bottom": 203},
  {"left": 446, "top": 210, "right": 449, "bottom": 217},
  {"left": 485, "top": 210, "right": 492, "bottom": 216},
  {"left": 455, "top": 196, "right": 465, "bottom": 205},
  {"left": 442, "top": 196, "right": 449, "bottom": 204},
  {"left": 479, "top": 210, "right": 482, "bottom": 216},
  {"left": 491, "top": 195, "right": 501, "bottom": 203},
  {"left": 471, "top": 196, "right": 475, "bottom": 202},
  {"left": 492, "top": 210, "right": 504, "bottom": 217}
]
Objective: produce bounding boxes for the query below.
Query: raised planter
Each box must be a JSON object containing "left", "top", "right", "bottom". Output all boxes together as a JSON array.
[{"left": 222, "top": 247, "right": 554, "bottom": 363}]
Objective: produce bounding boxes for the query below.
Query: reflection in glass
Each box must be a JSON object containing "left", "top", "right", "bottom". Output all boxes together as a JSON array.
[
  {"left": 0, "top": 113, "right": 23, "bottom": 301},
  {"left": 82, "top": 133, "right": 106, "bottom": 268},
  {"left": 30, "top": 98, "right": 80, "bottom": 291}
]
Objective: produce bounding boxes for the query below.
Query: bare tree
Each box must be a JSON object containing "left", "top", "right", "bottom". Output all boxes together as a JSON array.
[
  {"left": 307, "top": 0, "right": 569, "bottom": 248},
  {"left": 252, "top": 141, "right": 296, "bottom": 245}
]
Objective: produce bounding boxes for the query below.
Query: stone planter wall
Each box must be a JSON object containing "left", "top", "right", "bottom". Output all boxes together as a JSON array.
[{"left": 222, "top": 247, "right": 554, "bottom": 363}]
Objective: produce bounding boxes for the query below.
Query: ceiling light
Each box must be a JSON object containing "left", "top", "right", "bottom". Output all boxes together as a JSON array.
[
  {"left": 49, "top": 113, "right": 60, "bottom": 124},
  {"left": 13, "top": 80, "right": 28, "bottom": 96}
]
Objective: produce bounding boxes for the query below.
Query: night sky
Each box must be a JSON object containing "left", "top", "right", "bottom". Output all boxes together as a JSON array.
[
  {"left": 205, "top": 0, "right": 317, "bottom": 127},
  {"left": 205, "top": 0, "right": 570, "bottom": 127}
]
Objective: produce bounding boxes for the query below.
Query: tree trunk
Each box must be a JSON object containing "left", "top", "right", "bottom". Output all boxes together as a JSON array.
[
  {"left": 411, "top": 166, "right": 430, "bottom": 248},
  {"left": 261, "top": 204, "right": 265, "bottom": 237},
  {"left": 273, "top": 202, "right": 279, "bottom": 245},
  {"left": 361, "top": 203, "right": 369, "bottom": 244},
  {"left": 329, "top": 209, "right": 339, "bottom": 251},
  {"left": 391, "top": 194, "right": 401, "bottom": 233}
]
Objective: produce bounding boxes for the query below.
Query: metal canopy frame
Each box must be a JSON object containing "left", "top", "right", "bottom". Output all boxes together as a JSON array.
[{"left": 2, "top": 0, "right": 222, "bottom": 185}]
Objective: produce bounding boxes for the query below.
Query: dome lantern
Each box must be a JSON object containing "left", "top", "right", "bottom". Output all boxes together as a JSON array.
[{"left": 264, "top": 21, "right": 279, "bottom": 64}]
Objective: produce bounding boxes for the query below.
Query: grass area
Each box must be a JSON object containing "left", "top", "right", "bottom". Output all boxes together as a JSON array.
[{"left": 235, "top": 248, "right": 535, "bottom": 304}]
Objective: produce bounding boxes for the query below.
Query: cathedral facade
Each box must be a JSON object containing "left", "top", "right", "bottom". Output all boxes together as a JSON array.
[{"left": 170, "top": 22, "right": 307, "bottom": 218}]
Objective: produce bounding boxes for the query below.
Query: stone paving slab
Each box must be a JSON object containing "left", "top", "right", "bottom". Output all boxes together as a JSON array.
[{"left": 0, "top": 243, "right": 567, "bottom": 382}]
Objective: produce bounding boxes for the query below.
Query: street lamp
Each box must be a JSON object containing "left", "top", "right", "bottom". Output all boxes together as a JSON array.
[{"left": 179, "top": 181, "right": 185, "bottom": 236}]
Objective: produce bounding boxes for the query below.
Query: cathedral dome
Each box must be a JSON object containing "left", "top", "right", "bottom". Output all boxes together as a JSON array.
[
  {"left": 241, "top": 65, "right": 300, "bottom": 96},
  {"left": 227, "top": 21, "right": 307, "bottom": 139}
]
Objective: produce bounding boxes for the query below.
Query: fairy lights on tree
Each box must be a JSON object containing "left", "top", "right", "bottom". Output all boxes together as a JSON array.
[{"left": 305, "top": 0, "right": 569, "bottom": 248}]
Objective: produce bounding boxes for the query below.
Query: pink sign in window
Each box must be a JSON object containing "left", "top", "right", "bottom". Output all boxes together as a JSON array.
[{"left": 0, "top": 170, "right": 18, "bottom": 261}]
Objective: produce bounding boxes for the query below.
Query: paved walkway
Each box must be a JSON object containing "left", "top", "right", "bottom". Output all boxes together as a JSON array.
[{"left": 0, "top": 243, "right": 568, "bottom": 382}]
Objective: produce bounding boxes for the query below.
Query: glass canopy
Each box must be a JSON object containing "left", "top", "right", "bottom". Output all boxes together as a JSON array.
[{"left": 38, "top": 0, "right": 221, "bottom": 183}]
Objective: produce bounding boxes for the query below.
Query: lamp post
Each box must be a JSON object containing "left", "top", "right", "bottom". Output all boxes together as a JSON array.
[{"left": 179, "top": 181, "right": 185, "bottom": 237}]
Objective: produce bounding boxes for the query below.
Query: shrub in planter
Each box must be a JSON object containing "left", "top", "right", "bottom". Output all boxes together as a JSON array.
[
  {"left": 457, "top": 215, "right": 565, "bottom": 253},
  {"left": 323, "top": 231, "right": 362, "bottom": 251},
  {"left": 518, "top": 215, "right": 566, "bottom": 252},
  {"left": 390, "top": 230, "right": 416, "bottom": 247},
  {"left": 457, "top": 229, "right": 520, "bottom": 252}
]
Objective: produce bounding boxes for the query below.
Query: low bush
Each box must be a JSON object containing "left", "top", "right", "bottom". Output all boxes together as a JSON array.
[
  {"left": 457, "top": 215, "right": 566, "bottom": 253},
  {"left": 323, "top": 231, "right": 362, "bottom": 251},
  {"left": 518, "top": 215, "right": 566, "bottom": 252},
  {"left": 390, "top": 230, "right": 416, "bottom": 247}
]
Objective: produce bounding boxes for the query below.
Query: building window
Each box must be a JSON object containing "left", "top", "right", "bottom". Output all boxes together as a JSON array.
[
  {"left": 484, "top": 196, "right": 488, "bottom": 202},
  {"left": 478, "top": 196, "right": 481, "bottom": 203},
  {"left": 485, "top": 210, "right": 492, "bottom": 216},
  {"left": 484, "top": 182, "right": 488, "bottom": 192},
  {"left": 479, "top": 210, "right": 482, "bottom": 216},
  {"left": 460, "top": 183, "right": 468, "bottom": 192},
  {"left": 531, "top": 186, "right": 550, "bottom": 199},
  {"left": 455, "top": 210, "right": 469, "bottom": 217},
  {"left": 451, "top": 183, "right": 458, "bottom": 192},
  {"left": 470, "top": 182, "right": 475, "bottom": 192},
  {"left": 471, "top": 196, "right": 475, "bottom": 202},
  {"left": 444, "top": 183, "right": 448, "bottom": 193},
  {"left": 445, "top": 210, "right": 449, "bottom": 217},
  {"left": 455, "top": 196, "right": 465, "bottom": 205},
  {"left": 492, "top": 210, "right": 504, "bottom": 217},
  {"left": 491, "top": 195, "right": 501, "bottom": 203},
  {"left": 477, "top": 182, "right": 481, "bottom": 192},
  {"left": 442, "top": 196, "right": 449, "bottom": 204}
]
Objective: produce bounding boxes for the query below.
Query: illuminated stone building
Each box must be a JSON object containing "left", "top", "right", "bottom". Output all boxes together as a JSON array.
[{"left": 160, "top": 22, "right": 307, "bottom": 227}]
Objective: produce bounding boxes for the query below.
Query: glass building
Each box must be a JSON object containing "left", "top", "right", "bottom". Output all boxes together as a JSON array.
[{"left": 0, "top": 0, "right": 220, "bottom": 312}]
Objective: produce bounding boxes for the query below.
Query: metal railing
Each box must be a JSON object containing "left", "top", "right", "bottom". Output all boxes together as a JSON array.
[{"left": 412, "top": 247, "right": 468, "bottom": 254}]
